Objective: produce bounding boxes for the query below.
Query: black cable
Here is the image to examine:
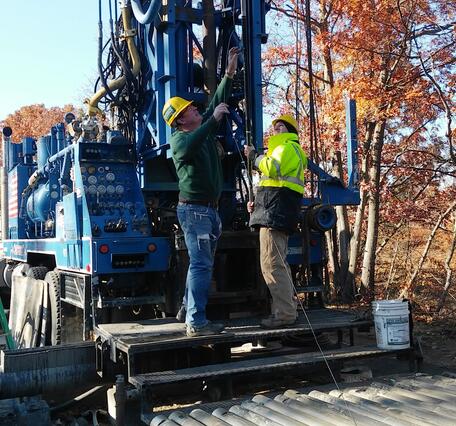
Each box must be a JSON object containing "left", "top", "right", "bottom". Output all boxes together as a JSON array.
[
  {"left": 304, "top": 0, "right": 319, "bottom": 199},
  {"left": 97, "top": 0, "right": 117, "bottom": 102},
  {"left": 241, "top": 0, "right": 255, "bottom": 203}
]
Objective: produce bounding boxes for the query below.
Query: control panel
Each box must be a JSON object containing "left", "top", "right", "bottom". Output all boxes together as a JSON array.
[{"left": 78, "top": 144, "right": 150, "bottom": 237}]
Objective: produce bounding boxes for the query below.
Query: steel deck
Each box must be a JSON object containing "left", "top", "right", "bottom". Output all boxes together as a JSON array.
[{"left": 96, "top": 308, "right": 369, "bottom": 355}]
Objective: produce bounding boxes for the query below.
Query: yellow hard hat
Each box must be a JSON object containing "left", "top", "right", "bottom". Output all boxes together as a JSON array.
[
  {"left": 272, "top": 114, "right": 298, "bottom": 134},
  {"left": 162, "top": 97, "right": 193, "bottom": 127}
]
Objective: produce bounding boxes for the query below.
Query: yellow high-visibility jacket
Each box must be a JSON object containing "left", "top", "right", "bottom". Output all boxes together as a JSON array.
[{"left": 254, "top": 132, "right": 307, "bottom": 195}]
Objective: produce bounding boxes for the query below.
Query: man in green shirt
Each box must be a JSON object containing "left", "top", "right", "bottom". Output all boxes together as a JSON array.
[{"left": 162, "top": 47, "right": 239, "bottom": 337}]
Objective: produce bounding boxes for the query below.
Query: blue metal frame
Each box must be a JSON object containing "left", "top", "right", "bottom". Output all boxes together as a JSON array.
[{"left": 305, "top": 99, "right": 360, "bottom": 206}]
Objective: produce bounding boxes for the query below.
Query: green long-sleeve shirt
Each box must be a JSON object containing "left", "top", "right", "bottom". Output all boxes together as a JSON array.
[{"left": 170, "top": 76, "right": 232, "bottom": 201}]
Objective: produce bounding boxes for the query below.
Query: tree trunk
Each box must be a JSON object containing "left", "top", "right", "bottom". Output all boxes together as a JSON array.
[
  {"left": 346, "top": 189, "right": 367, "bottom": 298},
  {"left": 361, "top": 119, "right": 386, "bottom": 297},
  {"left": 399, "top": 200, "right": 456, "bottom": 299},
  {"left": 385, "top": 238, "right": 399, "bottom": 297},
  {"left": 319, "top": 0, "right": 334, "bottom": 89},
  {"left": 334, "top": 152, "right": 351, "bottom": 301},
  {"left": 325, "top": 231, "right": 339, "bottom": 298},
  {"left": 345, "top": 122, "right": 374, "bottom": 295},
  {"left": 436, "top": 213, "right": 456, "bottom": 313},
  {"left": 376, "top": 220, "right": 404, "bottom": 256}
]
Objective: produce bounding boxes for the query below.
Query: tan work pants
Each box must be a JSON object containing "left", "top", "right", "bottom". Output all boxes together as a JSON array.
[{"left": 259, "top": 227, "right": 296, "bottom": 321}]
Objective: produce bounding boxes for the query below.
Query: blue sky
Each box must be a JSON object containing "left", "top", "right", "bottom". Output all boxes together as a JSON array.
[{"left": 0, "top": 1, "right": 108, "bottom": 121}]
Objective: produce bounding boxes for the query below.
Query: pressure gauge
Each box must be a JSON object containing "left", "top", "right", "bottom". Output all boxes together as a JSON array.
[
  {"left": 97, "top": 185, "right": 107, "bottom": 194},
  {"left": 82, "top": 175, "right": 87, "bottom": 182},
  {"left": 83, "top": 185, "right": 88, "bottom": 193},
  {"left": 80, "top": 166, "right": 87, "bottom": 174},
  {"left": 88, "top": 175, "right": 97, "bottom": 185},
  {"left": 87, "top": 166, "right": 96, "bottom": 174},
  {"left": 115, "top": 185, "right": 124, "bottom": 195},
  {"left": 88, "top": 185, "right": 97, "bottom": 195},
  {"left": 106, "top": 185, "right": 115, "bottom": 195},
  {"left": 98, "top": 166, "right": 105, "bottom": 173},
  {"left": 106, "top": 172, "right": 115, "bottom": 182}
]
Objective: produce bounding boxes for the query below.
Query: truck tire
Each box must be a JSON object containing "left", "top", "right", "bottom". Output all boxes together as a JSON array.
[
  {"left": 44, "top": 271, "right": 62, "bottom": 345},
  {"left": 26, "top": 266, "right": 49, "bottom": 280}
]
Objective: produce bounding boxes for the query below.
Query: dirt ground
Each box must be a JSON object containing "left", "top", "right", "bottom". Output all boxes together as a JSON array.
[{"left": 413, "top": 320, "right": 456, "bottom": 370}]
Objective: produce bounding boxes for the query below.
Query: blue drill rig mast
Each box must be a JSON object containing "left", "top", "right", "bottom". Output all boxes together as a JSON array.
[{"left": 1, "top": 0, "right": 359, "bottom": 349}]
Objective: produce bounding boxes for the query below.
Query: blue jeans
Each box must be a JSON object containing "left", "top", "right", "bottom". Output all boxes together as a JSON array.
[{"left": 177, "top": 203, "right": 222, "bottom": 328}]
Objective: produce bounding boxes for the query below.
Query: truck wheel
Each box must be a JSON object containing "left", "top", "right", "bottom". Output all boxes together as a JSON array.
[
  {"left": 26, "top": 266, "right": 49, "bottom": 280},
  {"left": 44, "top": 271, "right": 62, "bottom": 345}
]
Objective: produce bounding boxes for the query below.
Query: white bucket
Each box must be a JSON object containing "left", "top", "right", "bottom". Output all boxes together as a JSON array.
[{"left": 372, "top": 299, "right": 410, "bottom": 350}]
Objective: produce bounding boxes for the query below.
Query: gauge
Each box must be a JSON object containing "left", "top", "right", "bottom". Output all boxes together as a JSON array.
[
  {"left": 83, "top": 185, "right": 88, "bottom": 193},
  {"left": 50, "top": 191, "right": 59, "bottom": 199},
  {"left": 98, "top": 166, "right": 105, "bottom": 173},
  {"left": 115, "top": 185, "right": 124, "bottom": 195},
  {"left": 80, "top": 166, "right": 87, "bottom": 174},
  {"left": 82, "top": 175, "right": 87, "bottom": 182},
  {"left": 106, "top": 172, "right": 115, "bottom": 182},
  {"left": 88, "top": 185, "right": 97, "bottom": 195},
  {"left": 118, "top": 202, "right": 124, "bottom": 208},
  {"left": 88, "top": 175, "right": 97, "bottom": 185},
  {"left": 87, "top": 166, "right": 96, "bottom": 174},
  {"left": 106, "top": 185, "right": 115, "bottom": 195},
  {"left": 97, "top": 185, "right": 107, "bottom": 194}
]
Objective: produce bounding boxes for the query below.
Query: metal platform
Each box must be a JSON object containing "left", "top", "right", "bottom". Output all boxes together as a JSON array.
[
  {"left": 130, "top": 345, "right": 409, "bottom": 389},
  {"left": 95, "top": 308, "right": 371, "bottom": 377},
  {"left": 96, "top": 308, "right": 368, "bottom": 354}
]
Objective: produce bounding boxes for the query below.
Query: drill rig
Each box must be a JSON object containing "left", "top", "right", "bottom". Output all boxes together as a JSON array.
[{"left": 1, "top": 0, "right": 359, "bottom": 351}]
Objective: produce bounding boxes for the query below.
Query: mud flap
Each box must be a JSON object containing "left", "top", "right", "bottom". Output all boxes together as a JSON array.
[{"left": 8, "top": 275, "right": 46, "bottom": 348}]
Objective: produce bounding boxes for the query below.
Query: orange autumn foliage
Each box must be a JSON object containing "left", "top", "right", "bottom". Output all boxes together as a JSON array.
[{"left": 0, "top": 104, "right": 75, "bottom": 144}]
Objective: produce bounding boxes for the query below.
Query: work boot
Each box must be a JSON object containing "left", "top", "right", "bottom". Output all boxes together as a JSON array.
[
  {"left": 176, "top": 305, "right": 186, "bottom": 322},
  {"left": 186, "top": 321, "right": 225, "bottom": 337},
  {"left": 260, "top": 316, "right": 297, "bottom": 329}
]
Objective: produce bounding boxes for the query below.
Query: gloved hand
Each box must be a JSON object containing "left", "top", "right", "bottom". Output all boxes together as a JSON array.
[
  {"left": 226, "top": 47, "right": 240, "bottom": 78},
  {"left": 244, "top": 145, "right": 257, "bottom": 161},
  {"left": 213, "top": 103, "right": 229, "bottom": 122},
  {"left": 247, "top": 201, "right": 254, "bottom": 213}
]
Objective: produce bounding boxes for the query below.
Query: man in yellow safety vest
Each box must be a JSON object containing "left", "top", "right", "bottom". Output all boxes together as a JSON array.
[{"left": 244, "top": 114, "right": 307, "bottom": 328}]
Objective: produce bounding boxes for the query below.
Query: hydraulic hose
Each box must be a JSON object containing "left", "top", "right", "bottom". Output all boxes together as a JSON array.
[
  {"left": 87, "top": 2, "right": 141, "bottom": 116},
  {"left": 130, "top": 0, "right": 161, "bottom": 25}
]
